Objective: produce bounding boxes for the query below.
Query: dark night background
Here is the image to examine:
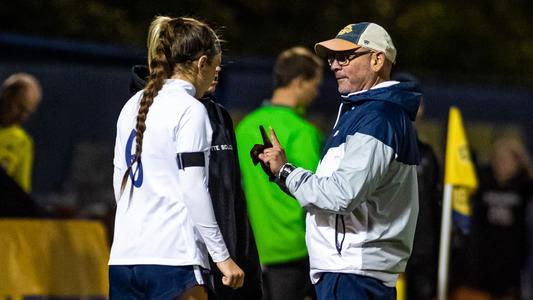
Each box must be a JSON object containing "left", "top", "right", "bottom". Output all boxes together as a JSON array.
[{"left": 0, "top": 0, "right": 532, "bottom": 202}]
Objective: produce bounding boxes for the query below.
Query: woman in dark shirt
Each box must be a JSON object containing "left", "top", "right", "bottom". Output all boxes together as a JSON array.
[{"left": 468, "top": 136, "right": 533, "bottom": 299}]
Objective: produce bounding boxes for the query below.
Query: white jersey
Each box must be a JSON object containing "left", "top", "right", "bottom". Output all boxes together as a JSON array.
[{"left": 109, "top": 79, "right": 229, "bottom": 269}]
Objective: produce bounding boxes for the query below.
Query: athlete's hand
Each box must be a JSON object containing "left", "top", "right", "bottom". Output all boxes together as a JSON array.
[
  {"left": 216, "top": 258, "right": 245, "bottom": 289},
  {"left": 258, "top": 127, "right": 288, "bottom": 175}
]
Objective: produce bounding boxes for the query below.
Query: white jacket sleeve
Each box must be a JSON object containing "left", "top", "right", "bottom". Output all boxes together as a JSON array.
[{"left": 286, "top": 133, "right": 395, "bottom": 214}]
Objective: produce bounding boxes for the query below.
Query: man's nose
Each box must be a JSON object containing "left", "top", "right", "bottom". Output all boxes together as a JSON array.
[{"left": 330, "top": 60, "right": 341, "bottom": 71}]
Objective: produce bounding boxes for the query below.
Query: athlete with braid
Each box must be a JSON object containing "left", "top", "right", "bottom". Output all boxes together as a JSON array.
[{"left": 109, "top": 16, "right": 244, "bottom": 299}]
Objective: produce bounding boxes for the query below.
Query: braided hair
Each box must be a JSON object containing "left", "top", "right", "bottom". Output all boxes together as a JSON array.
[
  {"left": 133, "top": 16, "right": 220, "bottom": 164},
  {"left": 119, "top": 17, "right": 220, "bottom": 195}
]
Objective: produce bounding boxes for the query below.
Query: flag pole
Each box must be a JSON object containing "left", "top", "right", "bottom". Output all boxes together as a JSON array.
[
  {"left": 438, "top": 183, "right": 453, "bottom": 300},
  {"left": 438, "top": 106, "right": 478, "bottom": 300}
]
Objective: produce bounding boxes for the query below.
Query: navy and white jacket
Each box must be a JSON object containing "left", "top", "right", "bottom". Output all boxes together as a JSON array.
[{"left": 285, "top": 81, "right": 421, "bottom": 287}]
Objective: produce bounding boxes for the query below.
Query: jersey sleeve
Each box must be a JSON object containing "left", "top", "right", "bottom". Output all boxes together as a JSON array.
[
  {"left": 174, "top": 103, "right": 212, "bottom": 153},
  {"left": 178, "top": 167, "right": 230, "bottom": 262},
  {"left": 175, "top": 102, "right": 229, "bottom": 262}
]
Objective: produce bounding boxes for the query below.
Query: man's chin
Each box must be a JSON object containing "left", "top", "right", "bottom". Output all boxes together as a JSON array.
[
  {"left": 337, "top": 87, "right": 350, "bottom": 94},
  {"left": 336, "top": 81, "right": 350, "bottom": 94}
]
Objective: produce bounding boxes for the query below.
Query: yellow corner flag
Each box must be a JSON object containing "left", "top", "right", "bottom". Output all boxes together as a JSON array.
[{"left": 444, "top": 106, "right": 478, "bottom": 234}]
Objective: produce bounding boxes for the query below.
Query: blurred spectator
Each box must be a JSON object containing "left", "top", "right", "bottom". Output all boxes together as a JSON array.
[
  {"left": 0, "top": 73, "right": 41, "bottom": 192},
  {"left": 393, "top": 72, "right": 441, "bottom": 300},
  {"left": 464, "top": 136, "right": 533, "bottom": 300},
  {"left": 236, "top": 46, "right": 323, "bottom": 300},
  {"left": 0, "top": 73, "right": 46, "bottom": 217}
]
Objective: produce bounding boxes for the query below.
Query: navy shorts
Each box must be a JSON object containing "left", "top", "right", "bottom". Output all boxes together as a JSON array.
[
  {"left": 109, "top": 265, "right": 210, "bottom": 300},
  {"left": 315, "top": 272, "right": 396, "bottom": 300}
]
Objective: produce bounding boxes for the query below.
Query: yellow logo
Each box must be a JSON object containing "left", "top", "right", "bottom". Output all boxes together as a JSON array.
[{"left": 338, "top": 25, "right": 353, "bottom": 36}]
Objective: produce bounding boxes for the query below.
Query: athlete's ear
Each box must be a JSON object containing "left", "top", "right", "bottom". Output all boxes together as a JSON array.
[{"left": 197, "top": 55, "right": 208, "bottom": 70}]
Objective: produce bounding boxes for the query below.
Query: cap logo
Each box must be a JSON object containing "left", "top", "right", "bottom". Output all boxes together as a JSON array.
[
  {"left": 337, "top": 25, "right": 353, "bottom": 36},
  {"left": 364, "top": 40, "right": 370, "bottom": 45}
]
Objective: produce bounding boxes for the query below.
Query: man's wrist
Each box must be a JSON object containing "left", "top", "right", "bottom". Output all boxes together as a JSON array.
[{"left": 277, "top": 162, "right": 296, "bottom": 184}]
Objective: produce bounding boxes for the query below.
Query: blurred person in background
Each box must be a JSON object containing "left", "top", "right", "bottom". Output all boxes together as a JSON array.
[
  {"left": 255, "top": 23, "right": 421, "bottom": 299},
  {"left": 109, "top": 16, "right": 244, "bottom": 300},
  {"left": 236, "top": 46, "right": 323, "bottom": 300},
  {"left": 0, "top": 73, "right": 41, "bottom": 193},
  {"left": 0, "top": 73, "right": 45, "bottom": 217},
  {"left": 393, "top": 72, "right": 441, "bottom": 300},
  {"left": 464, "top": 136, "right": 533, "bottom": 300},
  {"left": 129, "top": 30, "right": 262, "bottom": 300}
]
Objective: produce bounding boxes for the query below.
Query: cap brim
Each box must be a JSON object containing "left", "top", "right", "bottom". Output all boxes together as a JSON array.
[{"left": 314, "top": 38, "right": 360, "bottom": 58}]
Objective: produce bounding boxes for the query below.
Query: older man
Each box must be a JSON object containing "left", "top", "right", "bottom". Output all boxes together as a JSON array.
[{"left": 257, "top": 23, "right": 421, "bottom": 299}]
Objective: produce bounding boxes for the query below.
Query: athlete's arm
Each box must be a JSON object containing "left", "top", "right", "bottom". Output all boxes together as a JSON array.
[{"left": 176, "top": 102, "right": 244, "bottom": 288}]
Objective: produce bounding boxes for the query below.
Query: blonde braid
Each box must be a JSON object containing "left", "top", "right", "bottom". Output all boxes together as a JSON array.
[
  {"left": 134, "top": 20, "right": 174, "bottom": 162},
  {"left": 120, "top": 16, "right": 221, "bottom": 195}
]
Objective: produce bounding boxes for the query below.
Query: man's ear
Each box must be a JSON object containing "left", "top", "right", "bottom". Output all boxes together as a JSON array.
[{"left": 371, "top": 52, "right": 385, "bottom": 72}]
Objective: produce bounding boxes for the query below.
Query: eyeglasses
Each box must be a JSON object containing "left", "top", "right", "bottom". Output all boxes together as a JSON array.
[{"left": 327, "top": 50, "right": 373, "bottom": 66}]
